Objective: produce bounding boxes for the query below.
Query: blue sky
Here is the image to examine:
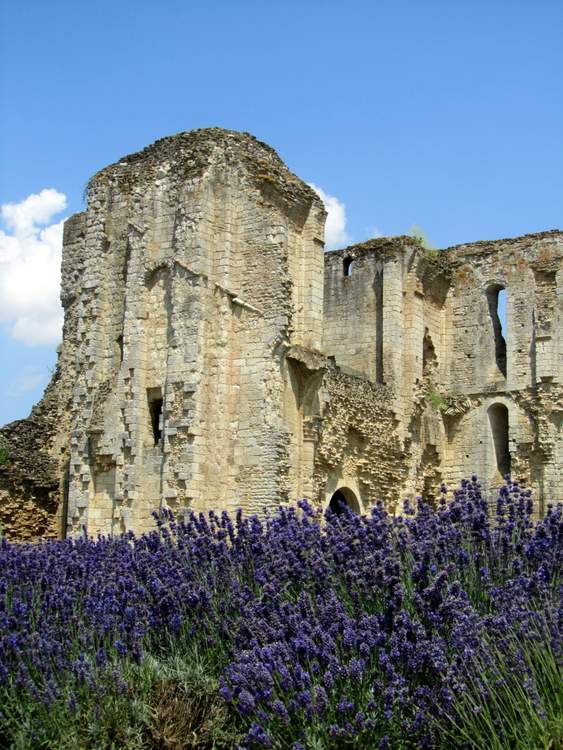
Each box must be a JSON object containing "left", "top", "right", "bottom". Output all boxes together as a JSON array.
[{"left": 0, "top": 0, "right": 561, "bottom": 424}]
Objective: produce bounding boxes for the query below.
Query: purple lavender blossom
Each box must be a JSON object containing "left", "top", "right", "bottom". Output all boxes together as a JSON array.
[{"left": 0, "top": 477, "right": 560, "bottom": 748}]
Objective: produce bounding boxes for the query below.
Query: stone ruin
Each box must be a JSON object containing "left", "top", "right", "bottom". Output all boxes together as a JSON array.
[{"left": 1, "top": 128, "right": 562, "bottom": 540}]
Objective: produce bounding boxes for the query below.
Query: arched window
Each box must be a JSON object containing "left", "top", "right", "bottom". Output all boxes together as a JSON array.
[
  {"left": 343, "top": 257, "right": 354, "bottom": 277},
  {"left": 488, "top": 403, "right": 510, "bottom": 477},
  {"left": 486, "top": 285, "right": 507, "bottom": 377},
  {"left": 328, "top": 487, "right": 361, "bottom": 515}
]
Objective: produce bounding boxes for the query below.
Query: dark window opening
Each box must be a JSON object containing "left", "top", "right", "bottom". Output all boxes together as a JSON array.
[
  {"left": 343, "top": 257, "right": 354, "bottom": 277},
  {"left": 328, "top": 487, "right": 360, "bottom": 515},
  {"left": 488, "top": 403, "right": 511, "bottom": 477},
  {"left": 486, "top": 285, "right": 507, "bottom": 377},
  {"left": 147, "top": 387, "right": 163, "bottom": 446}
]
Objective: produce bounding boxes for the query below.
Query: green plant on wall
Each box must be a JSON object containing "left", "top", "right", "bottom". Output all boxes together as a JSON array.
[
  {"left": 409, "top": 225, "right": 432, "bottom": 248},
  {"left": 409, "top": 225, "right": 439, "bottom": 259},
  {"left": 428, "top": 389, "right": 446, "bottom": 411}
]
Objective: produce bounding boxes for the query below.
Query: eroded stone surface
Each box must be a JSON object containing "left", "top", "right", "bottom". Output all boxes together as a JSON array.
[{"left": 1, "top": 129, "right": 561, "bottom": 539}]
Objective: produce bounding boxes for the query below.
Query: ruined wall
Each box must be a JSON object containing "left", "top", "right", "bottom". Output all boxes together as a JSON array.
[
  {"left": 441, "top": 231, "right": 563, "bottom": 509},
  {"left": 314, "top": 367, "right": 405, "bottom": 512},
  {"left": 323, "top": 243, "right": 385, "bottom": 383},
  {"left": 322, "top": 230, "right": 563, "bottom": 511},
  {"left": 0, "top": 395, "right": 62, "bottom": 541},
  {"left": 280, "top": 344, "right": 405, "bottom": 513},
  {"left": 323, "top": 239, "right": 451, "bottom": 504},
  {"left": 1, "top": 130, "right": 561, "bottom": 541}
]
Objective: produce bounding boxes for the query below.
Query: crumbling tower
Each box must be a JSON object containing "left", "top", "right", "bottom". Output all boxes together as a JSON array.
[{"left": 61, "top": 129, "right": 325, "bottom": 534}]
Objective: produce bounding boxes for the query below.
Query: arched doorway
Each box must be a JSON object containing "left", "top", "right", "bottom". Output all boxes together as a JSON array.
[{"left": 328, "top": 487, "right": 361, "bottom": 515}]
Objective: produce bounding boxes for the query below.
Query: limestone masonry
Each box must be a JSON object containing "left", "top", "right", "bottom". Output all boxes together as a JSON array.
[{"left": 1, "top": 128, "right": 562, "bottom": 540}]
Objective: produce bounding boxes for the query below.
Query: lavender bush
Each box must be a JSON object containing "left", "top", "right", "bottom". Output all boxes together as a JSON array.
[{"left": 0, "top": 477, "right": 561, "bottom": 749}]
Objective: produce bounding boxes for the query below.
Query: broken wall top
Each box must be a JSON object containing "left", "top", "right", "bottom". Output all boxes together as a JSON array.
[
  {"left": 325, "top": 235, "right": 418, "bottom": 261},
  {"left": 443, "top": 229, "right": 563, "bottom": 270},
  {"left": 86, "top": 127, "right": 324, "bottom": 223},
  {"left": 324, "top": 229, "right": 563, "bottom": 286}
]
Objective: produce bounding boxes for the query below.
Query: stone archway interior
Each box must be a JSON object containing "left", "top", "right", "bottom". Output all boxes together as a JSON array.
[{"left": 328, "top": 487, "right": 361, "bottom": 515}]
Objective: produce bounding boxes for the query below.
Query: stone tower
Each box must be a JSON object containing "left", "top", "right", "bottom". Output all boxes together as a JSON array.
[
  {"left": 1, "top": 129, "right": 562, "bottom": 540},
  {"left": 62, "top": 129, "right": 326, "bottom": 535}
]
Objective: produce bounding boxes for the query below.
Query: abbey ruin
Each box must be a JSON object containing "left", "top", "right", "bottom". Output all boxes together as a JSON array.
[{"left": 1, "top": 128, "right": 562, "bottom": 540}]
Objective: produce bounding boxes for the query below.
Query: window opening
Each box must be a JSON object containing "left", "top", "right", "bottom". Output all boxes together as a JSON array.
[
  {"left": 343, "top": 257, "right": 354, "bottom": 277},
  {"left": 328, "top": 487, "right": 360, "bottom": 515},
  {"left": 147, "top": 387, "right": 163, "bottom": 446},
  {"left": 497, "top": 288, "right": 507, "bottom": 337},
  {"left": 486, "top": 285, "right": 507, "bottom": 376},
  {"left": 488, "top": 403, "right": 510, "bottom": 477}
]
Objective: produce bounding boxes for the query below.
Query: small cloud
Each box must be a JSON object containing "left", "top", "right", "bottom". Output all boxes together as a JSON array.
[
  {"left": 308, "top": 183, "right": 350, "bottom": 249},
  {"left": 6, "top": 366, "right": 47, "bottom": 397},
  {"left": 0, "top": 189, "right": 67, "bottom": 346},
  {"left": 365, "top": 225, "right": 383, "bottom": 239}
]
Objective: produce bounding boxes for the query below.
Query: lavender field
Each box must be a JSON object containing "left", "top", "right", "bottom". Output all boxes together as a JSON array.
[{"left": 0, "top": 478, "right": 561, "bottom": 749}]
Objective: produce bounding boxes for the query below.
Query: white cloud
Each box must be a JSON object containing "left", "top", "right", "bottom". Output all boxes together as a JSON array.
[
  {"left": 6, "top": 365, "right": 47, "bottom": 397},
  {"left": 0, "top": 189, "right": 67, "bottom": 345},
  {"left": 308, "top": 183, "right": 350, "bottom": 249},
  {"left": 365, "top": 225, "right": 383, "bottom": 239}
]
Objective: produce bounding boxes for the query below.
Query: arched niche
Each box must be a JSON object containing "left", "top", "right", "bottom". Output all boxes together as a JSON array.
[
  {"left": 328, "top": 486, "right": 361, "bottom": 515},
  {"left": 422, "top": 327, "right": 437, "bottom": 377},
  {"left": 487, "top": 402, "right": 511, "bottom": 478}
]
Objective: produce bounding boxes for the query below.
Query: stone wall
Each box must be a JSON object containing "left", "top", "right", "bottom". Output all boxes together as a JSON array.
[
  {"left": 56, "top": 129, "right": 325, "bottom": 536},
  {"left": 441, "top": 231, "right": 563, "bottom": 510},
  {"left": 1, "top": 129, "right": 561, "bottom": 540},
  {"left": 323, "top": 230, "right": 563, "bottom": 511}
]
